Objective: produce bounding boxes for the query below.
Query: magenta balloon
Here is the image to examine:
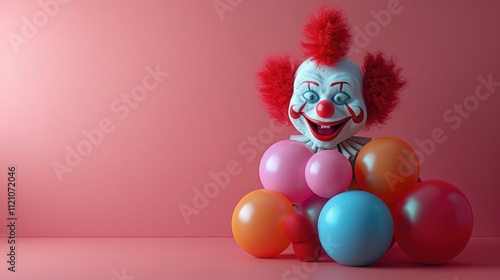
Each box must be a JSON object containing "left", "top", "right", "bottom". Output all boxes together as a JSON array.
[
  {"left": 394, "top": 180, "right": 473, "bottom": 264},
  {"left": 259, "top": 140, "right": 314, "bottom": 204},
  {"left": 305, "top": 150, "right": 352, "bottom": 198},
  {"left": 297, "top": 194, "right": 329, "bottom": 234}
]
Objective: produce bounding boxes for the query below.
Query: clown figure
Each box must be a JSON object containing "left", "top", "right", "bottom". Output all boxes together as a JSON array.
[{"left": 256, "top": 7, "right": 406, "bottom": 261}]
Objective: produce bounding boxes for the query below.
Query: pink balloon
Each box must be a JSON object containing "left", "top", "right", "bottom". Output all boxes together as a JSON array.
[
  {"left": 259, "top": 140, "right": 314, "bottom": 204},
  {"left": 305, "top": 150, "right": 352, "bottom": 198}
]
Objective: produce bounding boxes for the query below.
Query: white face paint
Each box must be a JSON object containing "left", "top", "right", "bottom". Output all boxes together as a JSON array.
[{"left": 288, "top": 58, "right": 366, "bottom": 150}]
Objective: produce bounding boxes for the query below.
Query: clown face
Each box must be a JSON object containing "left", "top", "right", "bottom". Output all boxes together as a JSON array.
[{"left": 288, "top": 58, "right": 366, "bottom": 150}]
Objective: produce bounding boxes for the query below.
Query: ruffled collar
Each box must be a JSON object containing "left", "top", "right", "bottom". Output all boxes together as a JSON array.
[{"left": 289, "top": 135, "right": 371, "bottom": 161}]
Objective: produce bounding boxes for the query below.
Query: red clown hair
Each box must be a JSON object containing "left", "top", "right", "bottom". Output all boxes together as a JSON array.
[
  {"left": 301, "top": 7, "right": 352, "bottom": 66},
  {"left": 257, "top": 7, "right": 405, "bottom": 129},
  {"left": 363, "top": 52, "right": 406, "bottom": 128},
  {"left": 257, "top": 55, "right": 300, "bottom": 125}
]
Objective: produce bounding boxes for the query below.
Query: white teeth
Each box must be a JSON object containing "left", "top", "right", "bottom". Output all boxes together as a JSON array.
[{"left": 320, "top": 125, "right": 331, "bottom": 129}]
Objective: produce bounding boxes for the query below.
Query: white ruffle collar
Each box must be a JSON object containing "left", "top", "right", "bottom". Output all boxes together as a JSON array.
[{"left": 289, "top": 135, "right": 371, "bottom": 161}]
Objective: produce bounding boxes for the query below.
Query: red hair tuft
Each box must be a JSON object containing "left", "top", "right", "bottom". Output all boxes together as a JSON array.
[
  {"left": 257, "top": 55, "right": 300, "bottom": 126},
  {"left": 301, "top": 7, "right": 352, "bottom": 66},
  {"left": 362, "top": 52, "right": 407, "bottom": 129}
]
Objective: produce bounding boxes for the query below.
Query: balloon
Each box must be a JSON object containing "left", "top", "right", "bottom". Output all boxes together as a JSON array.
[
  {"left": 232, "top": 189, "right": 294, "bottom": 258},
  {"left": 305, "top": 150, "right": 352, "bottom": 198},
  {"left": 259, "top": 140, "right": 314, "bottom": 204},
  {"left": 355, "top": 137, "right": 420, "bottom": 202},
  {"left": 384, "top": 200, "right": 398, "bottom": 251},
  {"left": 394, "top": 180, "right": 473, "bottom": 264},
  {"left": 296, "top": 194, "right": 329, "bottom": 234},
  {"left": 348, "top": 178, "right": 361, "bottom": 190},
  {"left": 318, "top": 191, "right": 394, "bottom": 266}
]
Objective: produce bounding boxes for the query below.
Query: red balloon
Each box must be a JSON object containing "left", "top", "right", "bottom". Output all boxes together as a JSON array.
[{"left": 394, "top": 180, "right": 473, "bottom": 264}]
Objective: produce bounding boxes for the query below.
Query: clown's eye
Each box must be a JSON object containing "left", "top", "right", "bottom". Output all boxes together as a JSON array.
[
  {"left": 332, "top": 92, "right": 351, "bottom": 105},
  {"left": 302, "top": 90, "right": 320, "bottom": 103}
]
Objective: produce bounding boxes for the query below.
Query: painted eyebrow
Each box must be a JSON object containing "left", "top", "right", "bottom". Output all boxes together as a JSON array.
[
  {"left": 330, "top": 81, "right": 352, "bottom": 91},
  {"left": 299, "top": 80, "right": 319, "bottom": 90}
]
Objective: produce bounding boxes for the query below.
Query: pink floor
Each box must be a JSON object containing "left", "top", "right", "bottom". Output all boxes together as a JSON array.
[{"left": 0, "top": 237, "right": 498, "bottom": 279}]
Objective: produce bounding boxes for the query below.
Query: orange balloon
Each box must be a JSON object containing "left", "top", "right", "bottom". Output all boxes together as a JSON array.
[
  {"left": 232, "top": 189, "right": 294, "bottom": 258},
  {"left": 354, "top": 137, "right": 420, "bottom": 202}
]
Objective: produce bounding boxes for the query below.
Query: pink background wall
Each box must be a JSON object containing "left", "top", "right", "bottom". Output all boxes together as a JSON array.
[{"left": 0, "top": 0, "right": 499, "bottom": 237}]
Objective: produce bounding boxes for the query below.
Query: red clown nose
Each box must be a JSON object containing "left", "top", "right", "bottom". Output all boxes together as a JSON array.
[{"left": 316, "top": 100, "right": 335, "bottom": 118}]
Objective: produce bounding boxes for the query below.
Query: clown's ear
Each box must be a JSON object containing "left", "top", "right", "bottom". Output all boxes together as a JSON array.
[
  {"left": 363, "top": 52, "right": 407, "bottom": 129},
  {"left": 257, "top": 54, "right": 300, "bottom": 126},
  {"left": 301, "top": 7, "right": 352, "bottom": 66}
]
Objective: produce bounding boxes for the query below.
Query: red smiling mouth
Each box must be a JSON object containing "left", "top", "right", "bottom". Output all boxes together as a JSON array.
[{"left": 303, "top": 115, "right": 351, "bottom": 142}]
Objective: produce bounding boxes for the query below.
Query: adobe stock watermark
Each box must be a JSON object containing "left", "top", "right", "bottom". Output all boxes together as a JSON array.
[
  {"left": 281, "top": 247, "right": 321, "bottom": 280},
  {"left": 6, "top": 0, "right": 71, "bottom": 54},
  {"left": 281, "top": 262, "right": 318, "bottom": 280},
  {"left": 213, "top": 0, "right": 243, "bottom": 21},
  {"left": 385, "top": 73, "right": 499, "bottom": 188},
  {"left": 110, "top": 267, "right": 135, "bottom": 280},
  {"left": 178, "top": 120, "right": 285, "bottom": 224},
  {"left": 51, "top": 65, "right": 169, "bottom": 183},
  {"left": 348, "top": 0, "right": 411, "bottom": 55}
]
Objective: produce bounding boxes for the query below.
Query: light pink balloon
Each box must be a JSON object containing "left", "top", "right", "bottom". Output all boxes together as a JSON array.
[
  {"left": 259, "top": 140, "right": 314, "bottom": 204},
  {"left": 305, "top": 150, "right": 352, "bottom": 198}
]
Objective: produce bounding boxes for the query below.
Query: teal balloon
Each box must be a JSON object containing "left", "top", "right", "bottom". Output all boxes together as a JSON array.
[{"left": 318, "top": 191, "right": 393, "bottom": 266}]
